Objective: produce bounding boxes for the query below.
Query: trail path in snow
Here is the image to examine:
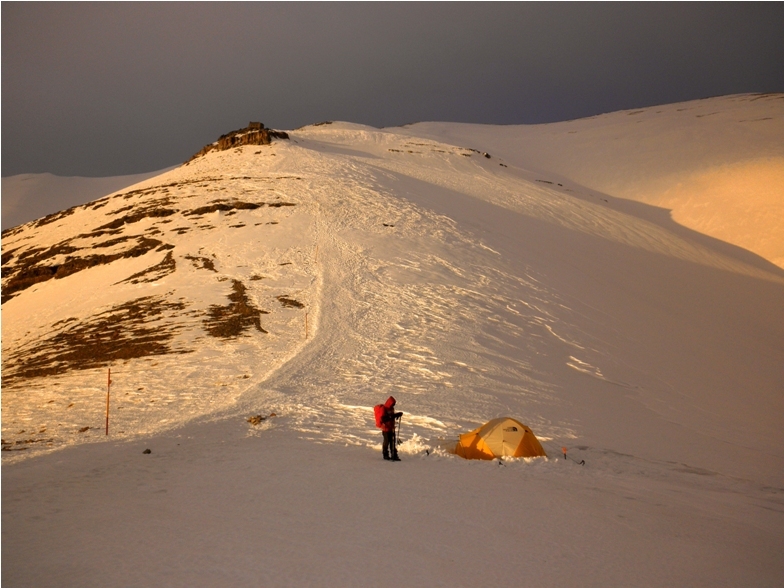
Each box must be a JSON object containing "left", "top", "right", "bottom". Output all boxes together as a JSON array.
[{"left": 243, "top": 132, "right": 584, "bottom": 452}]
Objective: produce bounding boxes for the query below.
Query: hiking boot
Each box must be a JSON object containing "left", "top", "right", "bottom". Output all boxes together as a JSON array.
[
  {"left": 391, "top": 455, "right": 401, "bottom": 461},
  {"left": 383, "top": 454, "right": 391, "bottom": 460}
]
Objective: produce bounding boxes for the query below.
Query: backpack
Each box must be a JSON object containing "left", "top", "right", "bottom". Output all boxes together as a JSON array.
[{"left": 374, "top": 404, "right": 385, "bottom": 429}]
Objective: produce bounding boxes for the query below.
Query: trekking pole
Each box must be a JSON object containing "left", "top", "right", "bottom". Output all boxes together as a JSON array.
[
  {"left": 559, "top": 445, "right": 585, "bottom": 466},
  {"left": 396, "top": 415, "right": 402, "bottom": 446}
]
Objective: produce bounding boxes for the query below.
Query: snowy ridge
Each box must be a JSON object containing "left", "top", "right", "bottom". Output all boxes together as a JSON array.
[
  {"left": 405, "top": 93, "right": 784, "bottom": 268},
  {"left": 1, "top": 169, "right": 174, "bottom": 231}
]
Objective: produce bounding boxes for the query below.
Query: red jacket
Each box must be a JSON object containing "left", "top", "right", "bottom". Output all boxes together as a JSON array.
[{"left": 379, "top": 396, "right": 397, "bottom": 432}]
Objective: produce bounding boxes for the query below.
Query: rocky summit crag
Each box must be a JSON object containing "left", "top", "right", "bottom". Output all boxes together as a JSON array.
[{"left": 188, "top": 122, "right": 289, "bottom": 162}]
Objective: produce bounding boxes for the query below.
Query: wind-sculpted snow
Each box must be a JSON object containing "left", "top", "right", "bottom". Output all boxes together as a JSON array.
[
  {"left": 405, "top": 93, "right": 784, "bottom": 269},
  {"left": 316, "top": 123, "right": 783, "bottom": 282}
]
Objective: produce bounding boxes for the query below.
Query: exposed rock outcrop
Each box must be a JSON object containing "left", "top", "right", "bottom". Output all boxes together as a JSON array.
[
  {"left": 1, "top": 296, "right": 191, "bottom": 384},
  {"left": 188, "top": 122, "right": 289, "bottom": 162},
  {"left": 203, "top": 279, "right": 269, "bottom": 338}
]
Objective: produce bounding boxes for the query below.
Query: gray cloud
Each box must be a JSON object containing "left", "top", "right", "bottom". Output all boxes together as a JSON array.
[{"left": 3, "top": 3, "right": 783, "bottom": 176}]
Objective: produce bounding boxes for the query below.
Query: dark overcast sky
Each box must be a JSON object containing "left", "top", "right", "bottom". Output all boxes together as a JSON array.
[{"left": 3, "top": 2, "right": 783, "bottom": 177}]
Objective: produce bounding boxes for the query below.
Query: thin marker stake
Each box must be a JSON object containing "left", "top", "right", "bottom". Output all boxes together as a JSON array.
[{"left": 105, "top": 368, "right": 112, "bottom": 436}]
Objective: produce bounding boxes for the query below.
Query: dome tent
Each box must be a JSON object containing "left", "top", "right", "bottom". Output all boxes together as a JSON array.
[{"left": 453, "top": 417, "right": 547, "bottom": 460}]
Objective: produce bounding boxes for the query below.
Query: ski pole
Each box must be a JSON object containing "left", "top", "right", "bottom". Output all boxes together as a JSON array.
[
  {"left": 542, "top": 440, "right": 585, "bottom": 465},
  {"left": 560, "top": 445, "right": 585, "bottom": 466}
]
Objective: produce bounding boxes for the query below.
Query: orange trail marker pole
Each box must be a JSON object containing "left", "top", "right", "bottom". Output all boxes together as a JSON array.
[
  {"left": 106, "top": 368, "right": 112, "bottom": 436},
  {"left": 305, "top": 311, "right": 309, "bottom": 339}
]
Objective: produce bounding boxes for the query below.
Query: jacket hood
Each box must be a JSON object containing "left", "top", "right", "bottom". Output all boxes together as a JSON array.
[{"left": 384, "top": 396, "right": 396, "bottom": 408}]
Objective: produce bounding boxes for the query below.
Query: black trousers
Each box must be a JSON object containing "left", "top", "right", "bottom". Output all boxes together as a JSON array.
[{"left": 382, "top": 430, "right": 398, "bottom": 458}]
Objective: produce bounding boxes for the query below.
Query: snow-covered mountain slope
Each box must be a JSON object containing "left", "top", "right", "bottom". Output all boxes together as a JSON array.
[
  {"left": 4, "top": 110, "right": 784, "bottom": 587},
  {"left": 3, "top": 118, "right": 783, "bottom": 493},
  {"left": 404, "top": 93, "right": 784, "bottom": 268},
  {"left": 1, "top": 168, "right": 173, "bottom": 231}
]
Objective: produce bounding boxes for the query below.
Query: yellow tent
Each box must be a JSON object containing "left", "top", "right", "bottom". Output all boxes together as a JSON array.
[{"left": 453, "top": 417, "right": 547, "bottom": 460}]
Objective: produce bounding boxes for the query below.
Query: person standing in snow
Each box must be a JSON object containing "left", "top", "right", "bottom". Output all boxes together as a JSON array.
[{"left": 374, "top": 396, "right": 403, "bottom": 461}]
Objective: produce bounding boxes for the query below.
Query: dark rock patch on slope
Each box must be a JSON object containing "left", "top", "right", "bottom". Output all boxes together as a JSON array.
[
  {"left": 1, "top": 296, "right": 192, "bottom": 385},
  {"left": 183, "top": 200, "right": 296, "bottom": 217},
  {"left": 204, "top": 280, "right": 269, "bottom": 338},
  {"left": 1, "top": 236, "right": 172, "bottom": 304},
  {"left": 184, "top": 255, "right": 217, "bottom": 272},
  {"left": 118, "top": 251, "right": 177, "bottom": 284},
  {"left": 184, "top": 201, "right": 263, "bottom": 216},
  {"left": 276, "top": 295, "right": 304, "bottom": 309},
  {"left": 96, "top": 206, "right": 177, "bottom": 231}
]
